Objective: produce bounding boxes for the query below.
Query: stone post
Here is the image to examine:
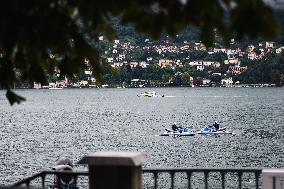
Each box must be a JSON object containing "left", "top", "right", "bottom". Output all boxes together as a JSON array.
[
  {"left": 78, "top": 151, "right": 145, "bottom": 189},
  {"left": 262, "top": 169, "right": 284, "bottom": 189}
]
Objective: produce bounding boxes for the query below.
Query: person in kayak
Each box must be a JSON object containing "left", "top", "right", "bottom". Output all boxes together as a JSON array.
[
  {"left": 171, "top": 122, "right": 179, "bottom": 131},
  {"left": 213, "top": 121, "right": 220, "bottom": 131}
]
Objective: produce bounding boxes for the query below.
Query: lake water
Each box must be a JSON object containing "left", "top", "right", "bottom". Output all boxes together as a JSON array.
[{"left": 0, "top": 88, "right": 283, "bottom": 185}]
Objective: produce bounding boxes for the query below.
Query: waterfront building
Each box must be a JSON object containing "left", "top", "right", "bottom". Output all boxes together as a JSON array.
[
  {"left": 111, "top": 62, "right": 123, "bottom": 68},
  {"left": 33, "top": 82, "right": 41, "bottom": 89},
  {"left": 248, "top": 52, "right": 257, "bottom": 60},
  {"left": 221, "top": 77, "right": 233, "bottom": 86},
  {"left": 265, "top": 41, "right": 274, "bottom": 48},
  {"left": 276, "top": 46, "right": 284, "bottom": 53},
  {"left": 224, "top": 59, "right": 239, "bottom": 65},
  {"left": 159, "top": 59, "right": 175, "bottom": 68},
  {"left": 202, "top": 79, "right": 211, "bottom": 85}
]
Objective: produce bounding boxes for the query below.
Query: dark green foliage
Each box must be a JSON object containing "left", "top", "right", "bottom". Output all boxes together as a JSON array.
[
  {"left": 230, "top": 0, "right": 279, "bottom": 40},
  {"left": 237, "top": 52, "right": 284, "bottom": 85},
  {"left": 0, "top": 0, "right": 280, "bottom": 104},
  {"left": 210, "top": 74, "right": 222, "bottom": 84},
  {"left": 102, "top": 64, "right": 196, "bottom": 86},
  {"left": 275, "top": 10, "right": 284, "bottom": 44},
  {"left": 6, "top": 90, "right": 26, "bottom": 105}
]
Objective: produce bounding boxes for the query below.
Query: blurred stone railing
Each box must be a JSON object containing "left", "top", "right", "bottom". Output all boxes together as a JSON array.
[{"left": 10, "top": 151, "right": 284, "bottom": 189}]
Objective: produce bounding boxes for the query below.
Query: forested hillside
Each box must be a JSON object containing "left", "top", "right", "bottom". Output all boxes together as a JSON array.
[
  {"left": 100, "top": 11, "right": 284, "bottom": 86},
  {"left": 110, "top": 10, "right": 284, "bottom": 46}
]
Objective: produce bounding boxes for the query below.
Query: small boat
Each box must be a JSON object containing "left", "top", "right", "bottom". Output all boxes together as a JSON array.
[
  {"left": 102, "top": 84, "right": 109, "bottom": 88},
  {"left": 197, "top": 127, "right": 234, "bottom": 135},
  {"left": 137, "top": 91, "right": 164, "bottom": 98},
  {"left": 160, "top": 128, "right": 195, "bottom": 136}
]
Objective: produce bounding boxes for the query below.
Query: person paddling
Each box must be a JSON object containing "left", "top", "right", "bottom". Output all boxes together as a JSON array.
[
  {"left": 172, "top": 122, "right": 179, "bottom": 131},
  {"left": 213, "top": 121, "right": 220, "bottom": 131}
]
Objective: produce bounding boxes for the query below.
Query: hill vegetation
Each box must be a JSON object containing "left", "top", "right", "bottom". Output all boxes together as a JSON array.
[{"left": 95, "top": 12, "right": 284, "bottom": 87}]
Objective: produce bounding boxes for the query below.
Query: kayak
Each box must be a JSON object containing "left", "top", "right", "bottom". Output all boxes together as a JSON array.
[
  {"left": 160, "top": 128, "right": 195, "bottom": 136},
  {"left": 197, "top": 127, "right": 234, "bottom": 135},
  {"left": 161, "top": 132, "right": 195, "bottom": 136}
]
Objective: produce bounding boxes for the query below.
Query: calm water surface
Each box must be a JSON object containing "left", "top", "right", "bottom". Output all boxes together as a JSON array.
[{"left": 0, "top": 88, "right": 283, "bottom": 184}]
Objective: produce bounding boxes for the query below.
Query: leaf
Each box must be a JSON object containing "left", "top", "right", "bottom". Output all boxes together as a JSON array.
[
  {"left": 0, "top": 54, "right": 15, "bottom": 88},
  {"left": 6, "top": 90, "right": 26, "bottom": 106}
]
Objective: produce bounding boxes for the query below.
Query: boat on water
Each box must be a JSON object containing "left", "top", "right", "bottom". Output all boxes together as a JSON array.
[
  {"left": 197, "top": 127, "right": 234, "bottom": 135},
  {"left": 160, "top": 128, "right": 195, "bottom": 136},
  {"left": 137, "top": 91, "right": 164, "bottom": 98}
]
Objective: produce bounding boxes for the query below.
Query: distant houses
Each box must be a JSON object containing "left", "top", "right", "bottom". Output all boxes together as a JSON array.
[
  {"left": 188, "top": 61, "right": 220, "bottom": 71},
  {"left": 228, "top": 66, "right": 247, "bottom": 75},
  {"left": 32, "top": 36, "right": 283, "bottom": 89},
  {"left": 221, "top": 77, "right": 233, "bottom": 86},
  {"left": 159, "top": 59, "right": 183, "bottom": 68}
]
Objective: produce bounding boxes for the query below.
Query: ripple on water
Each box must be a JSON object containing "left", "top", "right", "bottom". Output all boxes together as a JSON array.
[{"left": 0, "top": 88, "right": 283, "bottom": 184}]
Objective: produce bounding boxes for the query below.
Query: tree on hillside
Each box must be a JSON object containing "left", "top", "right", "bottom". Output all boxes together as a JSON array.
[
  {"left": 181, "top": 72, "right": 192, "bottom": 86},
  {"left": 0, "top": 0, "right": 280, "bottom": 105},
  {"left": 207, "top": 52, "right": 227, "bottom": 63},
  {"left": 281, "top": 74, "right": 284, "bottom": 85},
  {"left": 210, "top": 74, "right": 222, "bottom": 84},
  {"left": 238, "top": 52, "right": 284, "bottom": 84}
]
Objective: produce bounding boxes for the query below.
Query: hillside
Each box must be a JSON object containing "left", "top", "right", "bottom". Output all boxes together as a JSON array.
[{"left": 95, "top": 11, "right": 284, "bottom": 87}]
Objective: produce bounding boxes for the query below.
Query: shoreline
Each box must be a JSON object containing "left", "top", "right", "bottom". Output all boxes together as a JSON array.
[
  {"left": 1, "top": 84, "right": 282, "bottom": 90},
  {"left": 34, "top": 83, "right": 282, "bottom": 89}
]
